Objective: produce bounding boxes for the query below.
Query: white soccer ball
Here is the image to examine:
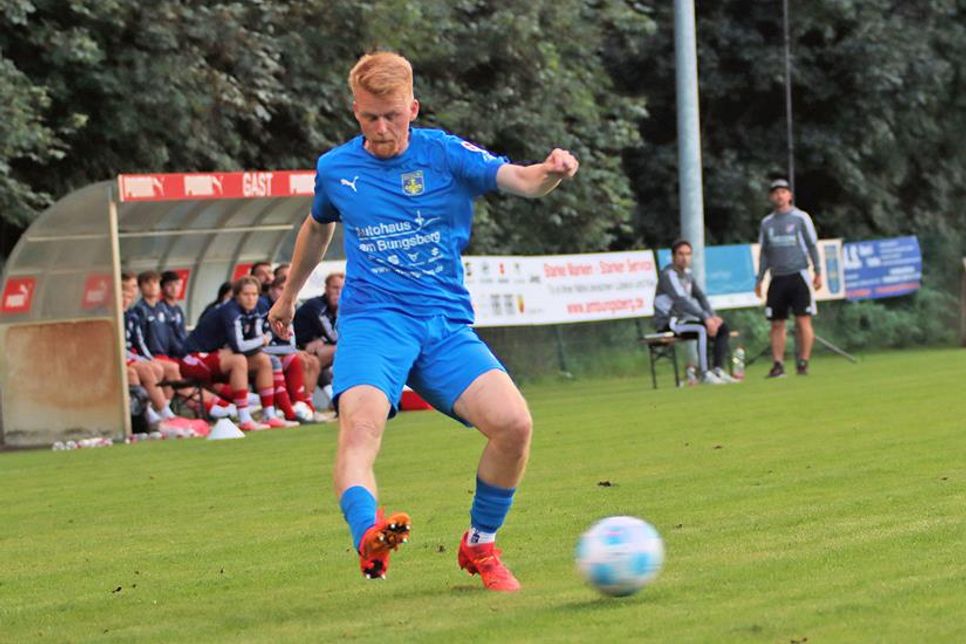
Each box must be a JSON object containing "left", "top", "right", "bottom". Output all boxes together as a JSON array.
[{"left": 575, "top": 516, "right": 665, "bottom": 597}]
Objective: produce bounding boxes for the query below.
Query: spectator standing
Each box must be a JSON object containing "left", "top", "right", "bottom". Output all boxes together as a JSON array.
[{"left": 754, "top": 179, "right": 822, "bottom": 377}]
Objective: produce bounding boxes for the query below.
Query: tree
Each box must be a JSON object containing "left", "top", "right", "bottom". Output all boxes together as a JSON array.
[
  {"left": 610, "top": 0, "right": 966, "bottom": 285},
  {"left": 0, "top": 0, "right": 653, "bottom": 258}
]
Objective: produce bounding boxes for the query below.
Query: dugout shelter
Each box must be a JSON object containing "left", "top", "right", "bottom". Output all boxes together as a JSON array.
[{"left": 0, "top": 170, "right": 340, "bottom": 447}]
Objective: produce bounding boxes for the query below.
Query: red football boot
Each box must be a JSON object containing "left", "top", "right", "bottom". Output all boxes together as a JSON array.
[
  {"left": 358, "top": 510, "right": 411, "bottom": 579},
  {"left": 457, "top": 532, "right": 521, "bottom": 592}
]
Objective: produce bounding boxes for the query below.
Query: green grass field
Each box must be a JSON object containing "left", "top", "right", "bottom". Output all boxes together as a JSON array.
[{"left": 2, "top": 348, "right": 964, "bottom": 642}]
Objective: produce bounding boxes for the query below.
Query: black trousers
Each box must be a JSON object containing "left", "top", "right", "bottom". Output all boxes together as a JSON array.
[{"left": 664, "top": 319, "right": 730, "bottom": 371}]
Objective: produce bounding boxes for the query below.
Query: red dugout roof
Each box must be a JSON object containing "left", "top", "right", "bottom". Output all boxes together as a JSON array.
[{"left": 118, "top": 170, "right": 316, "bottom": 202}]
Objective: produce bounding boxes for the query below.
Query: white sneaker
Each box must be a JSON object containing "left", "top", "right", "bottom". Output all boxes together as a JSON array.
[
  {"left": 700, "top": 370, "right": 726, "bottom": 385},
  {"left": 208, "top": 403, "right": 238, "bottom": 419},
  {"left": 292, "top": 401, "right": 314, "bottom": 423},
  {"left": 713, "top": 367, "right": 740, "bottom": 384}
]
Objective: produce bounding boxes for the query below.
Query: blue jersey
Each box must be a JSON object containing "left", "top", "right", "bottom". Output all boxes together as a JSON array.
[
  {"left": 293, "top": 295, "right": 338, "bottom": 348},
  {"left": 159, "top": 299, "right": 188, "bottom": 358},
  {"left": 134, "top": 299, "right": 173, "bottom": 357},
  {"left": 311, "top": 127, "right": 507, "bottom": 323},
  {"left": 184, "top": 300, "right": 265, "bottom": 356}
]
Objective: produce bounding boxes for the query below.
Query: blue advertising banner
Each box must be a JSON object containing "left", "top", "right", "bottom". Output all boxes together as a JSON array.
[
  {"left": 843, "top": 236, "right": 922, "bottom": 300},
  {"left": 657, "top": 244, "right": 759, "bottom": 309}
]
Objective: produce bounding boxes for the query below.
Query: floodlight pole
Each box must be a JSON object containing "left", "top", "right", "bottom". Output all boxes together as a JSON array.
[
  {"left": 783, "top": 0, "right": 795, "bottom": 192},
  {"left": 674, "top": 0, "right": 706, "bottom": 288}
]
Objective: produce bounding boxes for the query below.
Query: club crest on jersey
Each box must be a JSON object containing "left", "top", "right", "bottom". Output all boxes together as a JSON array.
[{"left": 401, "top": 171, "right": 425, "bottom": 196}]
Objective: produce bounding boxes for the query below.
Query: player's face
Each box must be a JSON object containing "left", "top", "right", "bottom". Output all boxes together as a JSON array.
[
  {"left": 353, "top": 88, "right": 419, "bottom": 159},
  {"left": 122, "top": 278, "right": 138, "bottom": 301},
  {"left": 324, "top": 276, "right": 344, "bottom": 309},
  {"left": 770, "top": 187, "right": 793, "bottom": 210},
  {"left": 673, "top": 245, "right": 692, "bottom": 270},
  {"left": 162, "top": 279, "right": 182, "bottom": 301},
  {"left": 121, "top": 286, "right": 135, "bottom": 311},
  {"left": 140, "top": 279, "right": 160, "bottom": 300},
  {"left": 235, "top": 284, "right": 260, "bottom": 312},
  {"left": 252, "top": 265, "right": 273, "bottom": 285}
]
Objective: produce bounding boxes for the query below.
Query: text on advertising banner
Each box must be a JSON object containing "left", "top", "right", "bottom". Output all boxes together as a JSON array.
[
  {"left": 463, "top": 252, "right": 658, "bottom": 328},
  {"left": 297, "top": 252, "right": 658, "bottom": 327},
  {"left": 843, "top": 236, "right": 922, "bottom": 300}
]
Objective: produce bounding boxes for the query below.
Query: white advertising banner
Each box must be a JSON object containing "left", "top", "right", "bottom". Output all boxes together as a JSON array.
[
  {"left": 463, "top": 251, "right": 658, "bottom": 328},
  {"left": 297, "top": 251, "right": 659, "bottom": 328}
]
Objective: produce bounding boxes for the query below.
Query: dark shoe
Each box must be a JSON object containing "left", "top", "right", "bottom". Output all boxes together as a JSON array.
[
  {"left": 796, "top": 359, "right": 809, "bottom": 376},
  {"left": 766, "top": 362, "right": 786, "bottom": 379}
]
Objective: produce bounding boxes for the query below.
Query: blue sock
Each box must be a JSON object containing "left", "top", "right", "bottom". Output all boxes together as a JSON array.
[
  {"left": 339, "top": 486, "right": 377, "bottom": 552},
  {"left": 470, "top": 475, "right": 516, "bottom": 536}
]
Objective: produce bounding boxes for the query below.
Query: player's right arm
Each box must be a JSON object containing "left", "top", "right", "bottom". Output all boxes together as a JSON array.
[
  {"left": 270, "top": 159, "right": 339, "bottom": 339},
  {"left": 270, "top": 217, "right": 335, "bottom": 339},
  {"left": 754, "top": 219, "right": 770, "bottom": 298}
]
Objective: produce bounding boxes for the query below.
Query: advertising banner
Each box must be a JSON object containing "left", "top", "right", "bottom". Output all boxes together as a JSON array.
[
  {"left": 296, "top": 252, "right": 659, "bottom": 328},
  {"left": 1, "top": 276, "right": 36, "bottom": 315},
  {"left": 657, "top": 244, "right": 759, "bottom": 310},
  {"left": 843, "top": 236, "right": 922, "bottom": 300},
  {"left": 118, "top": 171, "right": 315, "bottom": 202},
  {"left": 463, "top": 252, "right": 658, "bottom": 327},
  {"left": 751, "top": 238, "right": 846, "bottom": 304},
  {"left": 81, "top": 274, "right": 113, "bottom": 311},
  {"left": 232, "top": 263, "right": 253, "bottom": 281}
]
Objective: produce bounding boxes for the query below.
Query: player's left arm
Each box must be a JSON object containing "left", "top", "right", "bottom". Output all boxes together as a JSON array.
[
  {"left": 800, "top": 213, "right": 822, "bottom": 290},
  {"left": 496, "top": 148, "right": 579, "bottom": 198}
]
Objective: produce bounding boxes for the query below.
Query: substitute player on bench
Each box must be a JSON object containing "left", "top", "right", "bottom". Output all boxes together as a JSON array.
[{"left": 269, "top": 51, "right": 578, "bottom": 591}]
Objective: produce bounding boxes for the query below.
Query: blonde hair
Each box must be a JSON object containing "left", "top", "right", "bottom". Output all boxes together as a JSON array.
[{"left": 348, "top": 52, "right": 413, "bottom": 98}]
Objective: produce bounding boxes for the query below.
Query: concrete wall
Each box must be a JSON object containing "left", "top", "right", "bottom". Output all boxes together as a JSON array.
[{"left": 1, "top": 319, "right": 124, "bottom": 447}]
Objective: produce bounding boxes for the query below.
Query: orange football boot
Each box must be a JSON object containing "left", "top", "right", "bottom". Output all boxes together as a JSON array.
[
  {"left": 457, "top": 531, "right": 521, "bottom": 592},
  {"left": 358, "top": 510, "right": 411, "bottom": 579}
]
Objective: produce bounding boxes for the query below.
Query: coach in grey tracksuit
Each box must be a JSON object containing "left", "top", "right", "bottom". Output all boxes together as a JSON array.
[
  {"left": 754, "top": 178, "right": 822, "bottom": 377},
  {"left": 654, "top": 239, "right": 732, "bottom": 383}
]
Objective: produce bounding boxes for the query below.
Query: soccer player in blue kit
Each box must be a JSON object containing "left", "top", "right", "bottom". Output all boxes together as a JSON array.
[{"left": 269, "top": 52, "right": 578, "bottom": 592}]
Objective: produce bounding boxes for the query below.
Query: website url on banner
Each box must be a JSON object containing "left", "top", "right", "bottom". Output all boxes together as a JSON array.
[{"left": 566, "top": 297, "right": 646, "bottom": 315}]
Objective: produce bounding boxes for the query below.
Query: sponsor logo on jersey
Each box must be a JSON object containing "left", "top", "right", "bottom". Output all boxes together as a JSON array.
[
  {"left": 401, "top": 170, "right": 425, "bottom": 196},
  {"left": 460, "top": 140, "right": 496, "bottom": 162}
]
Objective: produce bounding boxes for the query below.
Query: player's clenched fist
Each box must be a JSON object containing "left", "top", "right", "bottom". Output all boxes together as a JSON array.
[
  {"left": 268, "top": 299, "right": 295, "bottom": 340},
  {"left": 544, "top": 148, "right": 579, "bottom": 179}
]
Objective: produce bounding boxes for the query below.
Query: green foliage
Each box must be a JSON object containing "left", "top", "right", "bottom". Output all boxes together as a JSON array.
[
  {"left": 818, "top": 287, "right": 959, "bottom": 350},
  {"left": 0, "top": 0, "right": 650, "bottom": 255},
  {"left": 613, "top": 1, "right": 966, "bottom": 284}
]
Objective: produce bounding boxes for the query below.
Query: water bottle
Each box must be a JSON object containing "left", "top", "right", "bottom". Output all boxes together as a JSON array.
[{"left": 732, "top": 346, "right": 746, "bottom": 380}]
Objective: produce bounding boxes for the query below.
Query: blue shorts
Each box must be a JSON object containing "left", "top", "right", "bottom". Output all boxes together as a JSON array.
[{"left": 331, "top": 311, "right": 506, "bottom": 425}]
